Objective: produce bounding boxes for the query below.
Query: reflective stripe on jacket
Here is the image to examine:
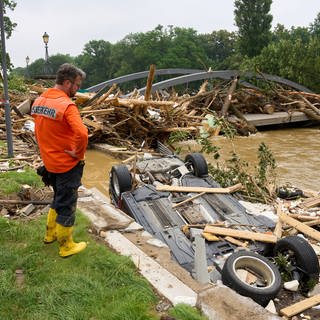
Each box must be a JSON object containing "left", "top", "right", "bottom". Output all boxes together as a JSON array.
[{"left": 31, "top": 88, "right": 88, "bottom": 173}]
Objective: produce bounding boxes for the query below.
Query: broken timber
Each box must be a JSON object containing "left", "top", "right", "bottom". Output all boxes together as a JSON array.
[
  {"left": 156, "top": 183, "right": 242, "bottom": 194},
  {"left": 203, "top": 226, "right": 277, "bottom": 243},
  {"left": 279, "top": 212, "right": 320, "bottom": 241},
  {"left": 280, "top": 294, "right": 320, "bottom": 317}
]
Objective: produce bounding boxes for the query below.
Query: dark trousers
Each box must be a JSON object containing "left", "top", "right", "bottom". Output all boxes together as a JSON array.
[{"left": 49, "top": 161, "right": 85, "bottom": 227}]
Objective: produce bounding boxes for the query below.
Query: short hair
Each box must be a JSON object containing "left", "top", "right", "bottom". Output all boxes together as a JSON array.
[{"left": 55, "top": 63, "right": 86, "bottom": 85}]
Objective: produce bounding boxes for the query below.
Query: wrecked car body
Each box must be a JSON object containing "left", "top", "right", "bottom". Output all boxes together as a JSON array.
[{"left": 108, "top": 145, "right": 319, "bottom": 306}]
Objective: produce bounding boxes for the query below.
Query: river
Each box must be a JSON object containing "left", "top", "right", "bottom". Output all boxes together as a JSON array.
[{"left": 82, "top": 127, "right": 320, "bottom": 195}]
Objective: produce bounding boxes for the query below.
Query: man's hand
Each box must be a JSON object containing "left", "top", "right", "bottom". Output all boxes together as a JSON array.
[{"left": 64, "top": 149, "right": 78, "bottom": 158}]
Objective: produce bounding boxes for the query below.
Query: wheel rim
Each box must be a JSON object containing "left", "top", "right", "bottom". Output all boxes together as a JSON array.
[{"left": 233, "top": 255, "right": 276, "bottom": 289}]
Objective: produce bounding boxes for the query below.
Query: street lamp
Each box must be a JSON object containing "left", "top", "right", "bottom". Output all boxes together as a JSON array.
[
  {"left": 25, "top": 55, "right": 30, "bottom": 77},
  {"left": 42, "top": 32, "right": 49, "bottom": 74}
]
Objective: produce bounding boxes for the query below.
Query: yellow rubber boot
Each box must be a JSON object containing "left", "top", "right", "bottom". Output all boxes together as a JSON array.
[
  {"left": 56, "top": 224, "right": 87, "bottom": 257},
  {"left": 44, "top": 208, "right": 57, "bottom": 243}
]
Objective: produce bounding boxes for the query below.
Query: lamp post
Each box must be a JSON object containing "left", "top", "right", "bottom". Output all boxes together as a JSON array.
[
  {"left": 25, "top": 55, "right": 30, "bottom": 77},
  {"left": 0, "top": 0, "right": 13, "bottom": 157},
  {"left": 42, "top": 32, "right": 49, "bottom": 74}
]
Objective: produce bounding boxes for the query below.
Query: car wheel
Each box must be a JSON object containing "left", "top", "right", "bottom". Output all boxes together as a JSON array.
[
  {"left": 110, "top": 165, "right": 132, "bottom": 203},
  {"left": 274, "top": 236, "right": 320, "bottom": 291},
  {"left": 221, "top": 251, "right": 282, "bottom": 306},
  {"left": 185, "top": 153, "right": 208, "bottom": 177}
]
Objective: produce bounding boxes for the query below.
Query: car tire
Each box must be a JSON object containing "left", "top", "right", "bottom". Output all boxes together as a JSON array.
[
  {"left": 274, "top": 236, "right": 320, "bottom": 291},
  {"left": 110, "top": 165, "right": 132, "bottom": 203},
  {"left": 185, "top": 153, "right": 208, "bottom": 177},
  {"left": 221, "top": 250, "right": 282, "bottom": 306}
]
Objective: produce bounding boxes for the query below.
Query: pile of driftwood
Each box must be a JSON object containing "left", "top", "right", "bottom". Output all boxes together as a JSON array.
[
  {"left": 74, "top": 78, "right": 320, "bottom": 149},
  {"left": 1, "top": 77, "right": 320, "bottom": 150}
]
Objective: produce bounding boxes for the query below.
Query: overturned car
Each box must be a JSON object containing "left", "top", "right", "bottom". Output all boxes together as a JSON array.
[{"left": 109, "top": 146, "right": 319, "bottom": 306}]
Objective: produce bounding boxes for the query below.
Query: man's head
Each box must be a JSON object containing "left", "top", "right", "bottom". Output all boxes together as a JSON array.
[{"left": 55, "top": 63, "right": 86, "bottom": 97}]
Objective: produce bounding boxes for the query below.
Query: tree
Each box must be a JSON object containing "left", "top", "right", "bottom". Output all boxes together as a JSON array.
[
  {"left": 75, "top": 40, "right": 112, "bottom": 87},
  {"left": 159, "top": 27, "right": 209, "bottom": 70},
  {"left": 1, "top": 0, "right": 17, "bottom": 69},
  {"left": 234, "top": 0, "right": 273, "bottom": 57},
  {"left": 310, "top": 12, "right": 320, "bottom": 37},
  {"left": 199, "top": 30, "right": 237, "bottom": 69}
]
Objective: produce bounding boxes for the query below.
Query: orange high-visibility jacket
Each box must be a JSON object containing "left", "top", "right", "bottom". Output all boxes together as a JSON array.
[{"left": 31, "top": 88, "right": 88, "bottom": 173}]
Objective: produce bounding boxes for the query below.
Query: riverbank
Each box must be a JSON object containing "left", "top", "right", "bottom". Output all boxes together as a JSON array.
[{"left": 1, "top": 133, "right": 320, "bottom": 319}]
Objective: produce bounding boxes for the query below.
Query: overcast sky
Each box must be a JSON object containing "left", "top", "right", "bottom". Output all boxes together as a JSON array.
[{"left": 5, "top": 0, "right": 320, "bottom": 68}]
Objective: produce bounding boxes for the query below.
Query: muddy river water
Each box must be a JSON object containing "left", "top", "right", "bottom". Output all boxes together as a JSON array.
[{"left": 82, "top": 127, "right": 320, "bottom": 196}]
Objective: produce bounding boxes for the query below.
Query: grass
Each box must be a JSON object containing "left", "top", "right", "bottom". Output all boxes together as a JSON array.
[
  {"left": 0, "top": 166, "right": 43, "bottom": 195},
  {"left": 0, "top": 154, "right": 207, "bottom": 320},
  {"left": 0, "top": 212, "right": 207, "bottom": 320}
]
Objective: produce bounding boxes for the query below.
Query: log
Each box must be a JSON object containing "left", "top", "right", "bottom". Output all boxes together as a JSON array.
[
  {"left": 114, "top": 98, "right": 174, "bottom": 110},
  {"left": 299, "top": 94, "right": 320, "bottom": 116},
  {"left": 156, "top": 183, "right": 242, "bottom": 194},
  {"left": 144, "top": 64, "right": 156, "bottom": 102},
  {"left": 96, "top": 83, "right": 117, "bottom": 105},
  {"left": 0, "top": 199, "right": 51, "bottom": 205},
  {"left": 262, "top": 104, "right": 275, "bottom": 114},
  {"left": 221, "top": 77, "right": 239, "bottom": 116},
  {"left": 151, "top": 127, "right": 198, "bottom": 133},
  {"left": 203, "top": 226, "right": 277, "bottom": 243}
]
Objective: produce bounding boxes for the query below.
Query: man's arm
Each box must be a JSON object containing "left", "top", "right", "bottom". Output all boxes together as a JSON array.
[{"left": 64, "top": 104, "right": 88, "bottom": 159}]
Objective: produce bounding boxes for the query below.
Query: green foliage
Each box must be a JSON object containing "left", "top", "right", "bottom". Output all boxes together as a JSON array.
[
  {"left": 0, "top": 166, "right": 43, "bottom": 195},
  {"left": 234, "top": 0, "right": 273, "bottom": 57},
  {"left": 196, "top": 136, "right": 220, "bottom": 158},
  {"left": 208, "top": 142, "right": 277, "bottom": 203},
  {"left": 168, "top": 131, "right": 191, "bottom": 154},
  {"left": 2, "top": 1, "right": 17, "bottom": 39},
  {"left": 0, "top": 213, "right": 205, "bottom": 320},
  {"left": 274, "top": 253, "right": 292, "bottom": 282},
  {"left": 169, "top": 303, "right": 208, "bottom": 320},
  {"left": 0, "top": 214, "right": 158, "bottom": 320},
  {"left": 8, "top": 11, "right": 320, "bottom": 93},
  {"left": 22, "top": 54, "right": 74, "bottom": 78},
  {"left": 199, "top": 30, "right": 237, "bottom": 69},
  {"left": 75, "top": 40, "right": 112, "bottom": 88},
  {"left": 7, "top": 73, "right": 27, "bottom": 92}
]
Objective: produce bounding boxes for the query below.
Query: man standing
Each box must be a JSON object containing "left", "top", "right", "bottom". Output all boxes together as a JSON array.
[{"left": 31, "top": 63, "right": 88, "bottom": 257}]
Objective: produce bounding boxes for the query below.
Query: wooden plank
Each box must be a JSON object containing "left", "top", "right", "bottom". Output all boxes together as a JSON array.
[
  {"left": 156, "top": 183, "right": 242, "bottom": 194},
  {"left": 202, "top": 232, "right": 220, "bottom": 241},
  {"left": 299, "top": 195, "right": 320, "bottom": 209},
  {"left": 172, "top": 192, "right": 206, "bottom": 208},
  {"left": 224, "top": 236, "right": 248, "bottom": 247},
  {"left": 229, "top": 111, "right": 309, "bottom": 127},
  {"left": 279, "top": 212, "right": 320, "bottom": 242},
  {"left": 280, "top": 294, "right": 320, "bottom": 317},
  {"left": 203, "top": 226, "right": 277, "bottom": 243}
]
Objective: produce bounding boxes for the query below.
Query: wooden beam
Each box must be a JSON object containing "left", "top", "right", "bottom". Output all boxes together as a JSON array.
[
  {"left": 156, "top": 183, "right": 242, "bottom": 194},
  {"left": 279, "top": 212, "right": 320, "bottom": 242},
  {"left": 144, "top": 64, "right": 156, "bottom": 101},
  {"left": 299, "top": 195, "right": 320, "bottom": 209},
  {"left": 172, "top": 192, "right": 206, "bottom": 208},
  {"left": 203, "top": 226, "right": 277, "bottom": 243},
  {"left": 280, "top": 294, "right": 320, "bottom": 317},
  {"left": 224, "top": 236, "right": 248, "bottom": 247}
]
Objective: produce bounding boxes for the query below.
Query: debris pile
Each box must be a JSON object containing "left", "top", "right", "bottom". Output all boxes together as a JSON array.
[
  {"left": 1, "top": 78, "right": 320, "bottom": 151},
  {"left": 75, "top": 79, "right": 320, "bottom": 148}
]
